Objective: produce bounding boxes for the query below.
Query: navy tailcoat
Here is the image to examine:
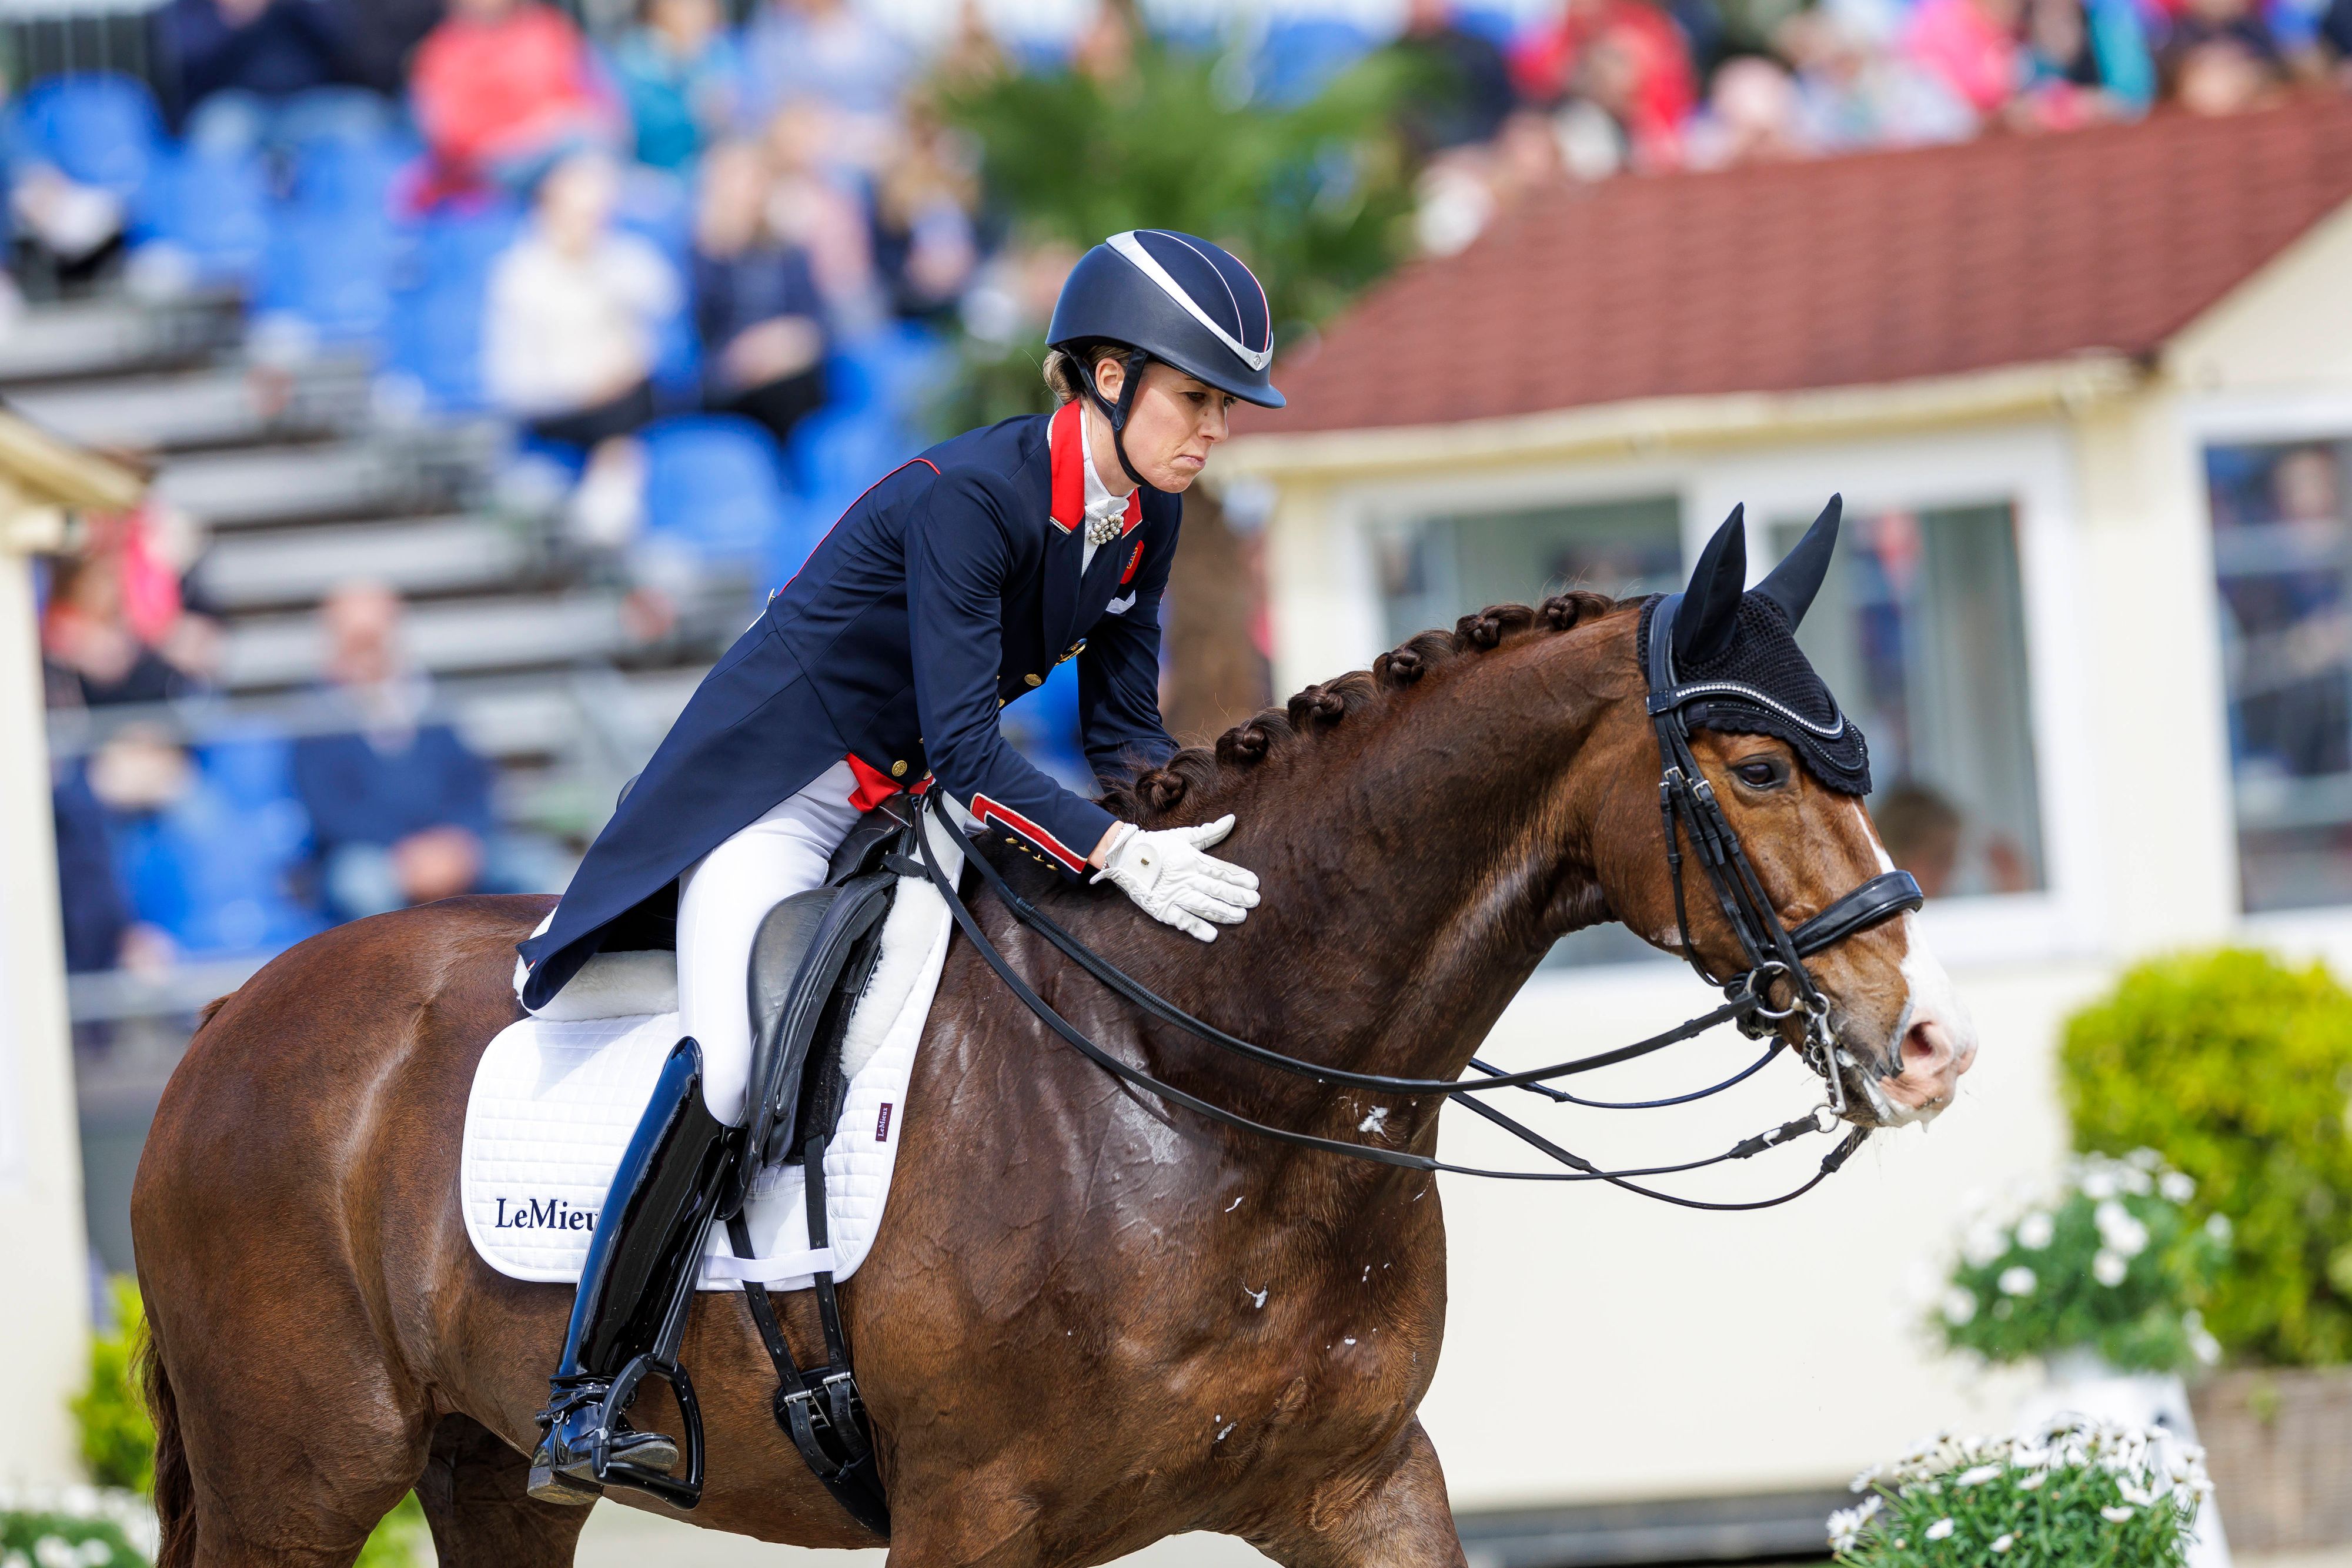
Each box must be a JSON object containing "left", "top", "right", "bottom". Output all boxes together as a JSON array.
[{"left": 516, "top": 401, "right": 1180, "bottom": 1010}]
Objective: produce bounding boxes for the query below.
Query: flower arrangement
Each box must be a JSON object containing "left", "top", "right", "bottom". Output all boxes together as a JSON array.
[
  {"left": 0, "top": 1486, "right": 156, "bottom": 1568},
  {"left": 1932, "top": 1151, "right": 2229, "bottom": 1374},
  {"left": 1828, "top": 1419, "right": 2212, "bottom": 1567}
]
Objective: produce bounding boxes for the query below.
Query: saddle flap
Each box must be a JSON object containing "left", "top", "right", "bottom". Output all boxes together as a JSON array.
[{"left": 741, "top": 875, "right": 896, "bottom": 1178}]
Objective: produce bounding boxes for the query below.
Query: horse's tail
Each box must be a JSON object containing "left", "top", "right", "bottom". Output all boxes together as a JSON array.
[{"left": 140, "top": 1320, "right": 198, "bottom": 1568}]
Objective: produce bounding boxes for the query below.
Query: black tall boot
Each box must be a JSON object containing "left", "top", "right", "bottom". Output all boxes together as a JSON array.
[{"left": 529, "top": 1037, "right": 735, "bottom": 1504}]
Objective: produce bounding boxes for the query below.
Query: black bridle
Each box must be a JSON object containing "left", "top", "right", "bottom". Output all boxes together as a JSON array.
[
  {"left": 1643, "top": 591, "right": 1925, "bottom": 1120},
  {"left": 913, "top": 596, "right": 1923, "bottom": 1209}
]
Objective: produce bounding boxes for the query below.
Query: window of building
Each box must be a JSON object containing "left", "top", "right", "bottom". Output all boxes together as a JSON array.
[
  {"left": 2207, "top": 436, "right": 2352, "bottom": 914},
  {"left": 1374, "top": 495, "right": 1683, "bottom": 648},
  {"left": 1776, "top": 502, "right": 2046, "bottom": 899},
  {"left": 1374, "top": 494, "right": 1683, "bottom": 966}
]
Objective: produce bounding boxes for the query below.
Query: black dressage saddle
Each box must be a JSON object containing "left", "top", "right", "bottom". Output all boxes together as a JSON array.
[{"left": 731, "top": 793, "right": 912, "bottom": 1193}]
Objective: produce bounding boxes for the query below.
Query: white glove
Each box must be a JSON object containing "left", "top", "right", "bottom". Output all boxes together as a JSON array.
[{"left": 1091, "top": 815, "right": 1261, "bottom": 942}]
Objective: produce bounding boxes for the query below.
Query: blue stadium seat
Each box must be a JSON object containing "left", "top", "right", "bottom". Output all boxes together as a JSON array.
[
  {"left": 1455, "top": 6, "right": 1520, "bottom": 48},
  {"left": 1252, "top": 17, "right": 1379, "bottom": 103},
  {"left": 109, "top": 739, "right": 322, "bottom": 958},
  {"left": 384, "top": 200, "right": 523, "bottom": 412},
  {"left": 642, "top": 414, "right": 790, "bottom": 567},
  {"left": 138, "top": 149, "right": 272, "bottom": 287},
  {"left": 614, "top": 169, "right": 699, "bottom": 402},
  {"left": 14, "top": 73, "right": 162, "bottom": 199},
  {"left": 289, "top": 131, "right": 415, "bottom": 219},
  {"left": 259, "top": 208, "right": 399, "bottom": 344}
]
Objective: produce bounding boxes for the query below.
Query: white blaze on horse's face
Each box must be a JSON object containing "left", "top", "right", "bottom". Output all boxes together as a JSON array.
[{"left": 1852, "top": 800, "right": 1978, "bottom": 1126}]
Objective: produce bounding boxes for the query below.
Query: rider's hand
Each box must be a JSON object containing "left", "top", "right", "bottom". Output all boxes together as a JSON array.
[{"left": 1090, "top": 817, "right": 1260, "bottom": 942}]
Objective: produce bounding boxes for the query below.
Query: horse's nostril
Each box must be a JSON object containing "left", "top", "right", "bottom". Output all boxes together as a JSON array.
[{"left": 1902, "top": 1021, "right": 1945, "bottom": 1072}]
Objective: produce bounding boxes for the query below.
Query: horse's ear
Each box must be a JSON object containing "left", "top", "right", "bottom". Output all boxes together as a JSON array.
[
  {"left": 1755, "top": 493, "right": 1841, "bottom": 630},
  {"left": 1673, "top": 504, "right": 1747, "bottom": 666}
]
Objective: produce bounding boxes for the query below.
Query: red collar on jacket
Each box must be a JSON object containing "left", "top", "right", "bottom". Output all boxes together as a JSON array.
[{"left": 1048, "top": 400, "right": 1144, "bottom": 539}]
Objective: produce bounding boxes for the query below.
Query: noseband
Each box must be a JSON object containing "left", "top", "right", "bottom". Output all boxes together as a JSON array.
[
  {"left": 917, "top": 607, "right": 1923, "bottom": 1210},
  {"left": 1644, "top": 591, "right": 1924, "bottom": 1117}
]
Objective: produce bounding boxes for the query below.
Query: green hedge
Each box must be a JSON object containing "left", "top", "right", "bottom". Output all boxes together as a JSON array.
[{"left": 2061, "top": 948, "right": 2352, "bottom": 1366}]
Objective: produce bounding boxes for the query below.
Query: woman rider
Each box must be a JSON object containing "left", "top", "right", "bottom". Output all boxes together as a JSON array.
[{"left": 517, "top": 229, "right": 1284, "bottom": 1499}]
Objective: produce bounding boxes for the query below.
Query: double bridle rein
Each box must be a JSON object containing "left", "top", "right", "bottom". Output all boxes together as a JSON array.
[{"left": 915, "top": 591, "right": 1924, "bottom": 1210}]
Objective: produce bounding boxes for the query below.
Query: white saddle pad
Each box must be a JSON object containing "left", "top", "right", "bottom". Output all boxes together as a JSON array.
[{"left": 463, "top": 852, "right": 956, "bottom": 1293}]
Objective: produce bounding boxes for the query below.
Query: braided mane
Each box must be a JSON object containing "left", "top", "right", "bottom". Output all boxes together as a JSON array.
[{"left": 1099, "top": 590, "right": 1635, "bottom": 824}]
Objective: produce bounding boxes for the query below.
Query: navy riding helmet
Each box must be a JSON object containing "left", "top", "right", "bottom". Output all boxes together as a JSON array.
[{"left": 1048, "top": 229, "right": 1284, "bottom": 486}]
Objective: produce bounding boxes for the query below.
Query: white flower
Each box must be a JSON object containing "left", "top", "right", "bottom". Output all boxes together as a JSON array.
[
  {"left": 1826, "top": 1507, "right": 1866, "bottom": 1554},
  {"left": 2082, "top": 1167, "right": 2120, "bottom": 1201},
  {"left": 1850, "top": 1465, "right": 1881, "bottom": 1493},
  {"left": 74, "top": 1546, "right": 111, "bottom": 1568},
  {"left": 2102, "top": 1505, "right": 2136, "bottom": 1522},
  {"left": 2206, "top": 1212, "right": 2234, "bottom": 1243},
  {"left": 2161, "top": 1171, "right": 2196, "bottom": 1203},
  {"left": 1992, "top": 1534, "right": 2014, "bottom": 1553},
  {"left": 6, "top": 1552, "right": 32, "bottom": 1568},
  {"left": 2094, "top": 1249, "right": 2129, "bottom": 1286},
  {"left": 33, "top": 1540, "right": 78, "bottom": 1568},
  {"left": 2095, "top": 1200, "right": 2151, "bottom": 1258},
  {"left": 1925, "top": 1518, "right": 1955, "bottom": 1541},
  {"left": 1940, "top": 1287, "right": 1979, "bottom": 1326},
  {"left": 2190, "top": 1325, "right": 2223, "bottom": 1366},
  {"left": 1957, "top": 1464, "right": 2003, "bottom": 1486},
  {"left": 2121, "top": 1165, "right": 2154, "bottom": 1196},
  {"left": 1962, "top": 1220, "right": 2009, "bottom": 1268},
  {"left": 2016, "top": 1211, "right": 2055, "bottom": 1249},
  {"left": 1999, "top": 1265, "right": 2037, "bottom": 1296},
  {"left": 2019, "top": 1469, "right": 2047, "bottom": 1490}
]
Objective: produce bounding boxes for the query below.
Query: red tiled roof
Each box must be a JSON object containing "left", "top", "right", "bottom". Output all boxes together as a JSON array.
[{"left": 1263, "top": 98, "right": 2352, "bottom": 436}]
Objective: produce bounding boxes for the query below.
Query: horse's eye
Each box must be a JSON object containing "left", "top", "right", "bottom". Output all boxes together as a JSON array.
[{"left": 1735, "top": 758, "right": 1785, "bottom": 790}]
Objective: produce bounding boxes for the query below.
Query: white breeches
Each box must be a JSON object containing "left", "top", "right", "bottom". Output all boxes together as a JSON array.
[{"left": 677, "top": 760, "right": 864, "bottom": 1124}]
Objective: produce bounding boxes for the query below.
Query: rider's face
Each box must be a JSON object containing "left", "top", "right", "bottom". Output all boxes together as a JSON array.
[{"left": 1089, "top": 358, "right": 1235, "bottom": 494}]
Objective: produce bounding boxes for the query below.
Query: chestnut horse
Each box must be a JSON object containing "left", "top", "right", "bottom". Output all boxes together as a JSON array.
[{"left": 131, "top": 590, "right": 1973, "bottom": 1568}]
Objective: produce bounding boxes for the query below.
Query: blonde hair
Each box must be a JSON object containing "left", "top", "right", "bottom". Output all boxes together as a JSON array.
[{"left": 1043, "top": 340, "right": 1132, "bottom": 406}]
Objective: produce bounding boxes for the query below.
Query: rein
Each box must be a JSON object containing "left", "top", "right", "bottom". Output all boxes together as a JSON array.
[{"left": 911, "top": 592, "right": 1922, "bottom": 1209}]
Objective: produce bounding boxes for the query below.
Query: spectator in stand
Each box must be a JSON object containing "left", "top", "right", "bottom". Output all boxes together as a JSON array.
[
  {"left": 2013, "top": 0, "right": 2156, "bottom": 125},
  {"left": 410, "top": 0, "right": 618, "bottom": 194},
  {"left": 1511, "top": 0, "right": 1698, "bottom": 168},
  {"left": 1686, "top": 55, "right": 1813, "bottom": 167},
  {"left": 611, "top": 0, "right": 742, "bottom": 172},
  {"left": 2323, "top": 0, "right": 2352, "bottom": 81},
  {"left": 872, "top": 102, "right": 980, "bottom": 320},
  {"left": 42, "top": 552, "right": 208, "bottom": 709},
  {"left": 54, "top": 761, "right": 135, "bottom": 974},
  {"left": 1776, "top": 7, "right": 1975, "bottom": 148},
  {"left": 2161, "top": 0, "right": 2289, "bottom": 108},
  {"left": 757, "top": 102, "right": 884, "bottom": 329},
  {"left": 151, "top": 0, "right": 385, "bottom": 157},
  {"left": 1389, "top": 0, "right": 1520, "bottom": 156},
  {"left": 485, "top": 150, "right": 680, "bottom": 547},
  {"left": 740, "top": 0, "right": 909, "bottom": 155},
  {"left": 1902, "top": 0, "right": 2024, "bottom": 116},
  {"left": 346, "top": 0, "right": 442, "bottom": 97},
  {"left": 292, "top": 581, "right": 496, "bottom": 922},
  {"left": 693, "top": 140, "right": 827, "bottom": 449}
]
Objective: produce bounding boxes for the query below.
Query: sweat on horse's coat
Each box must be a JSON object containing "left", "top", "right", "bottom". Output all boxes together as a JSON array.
[{"left": 464, "top": 853, "right": 954, "bottom": 1290}]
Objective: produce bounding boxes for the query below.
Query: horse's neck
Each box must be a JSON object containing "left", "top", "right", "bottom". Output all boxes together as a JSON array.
[{"left": 1038, "top": 620, "right": 1628, "bottom": 1152}]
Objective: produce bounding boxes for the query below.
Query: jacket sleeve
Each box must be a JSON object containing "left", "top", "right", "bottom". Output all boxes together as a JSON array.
[
  {"left": 907, "top": 467, "right": 1120, "bottom": 876},
  {"left": 1077, "top": 519, "right": 1179, "bottom": 785}
]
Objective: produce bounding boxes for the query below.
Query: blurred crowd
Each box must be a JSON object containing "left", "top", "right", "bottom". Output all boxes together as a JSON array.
[
  {"left": 1396, "top": 0, "right": 2352, "bottom": 250},
  {"left": 21, "top": 0, "right": 2352, "bottom": 979}
]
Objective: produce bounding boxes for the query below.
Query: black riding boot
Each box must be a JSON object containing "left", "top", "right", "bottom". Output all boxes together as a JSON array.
[{"left": 529, "top": 1037, "right": 735, "bottom": 1504}]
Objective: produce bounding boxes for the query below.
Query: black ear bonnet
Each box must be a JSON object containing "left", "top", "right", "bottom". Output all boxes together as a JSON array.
[{"left": 1637, "top": 499, "right": 1873, "bottom": 797}]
